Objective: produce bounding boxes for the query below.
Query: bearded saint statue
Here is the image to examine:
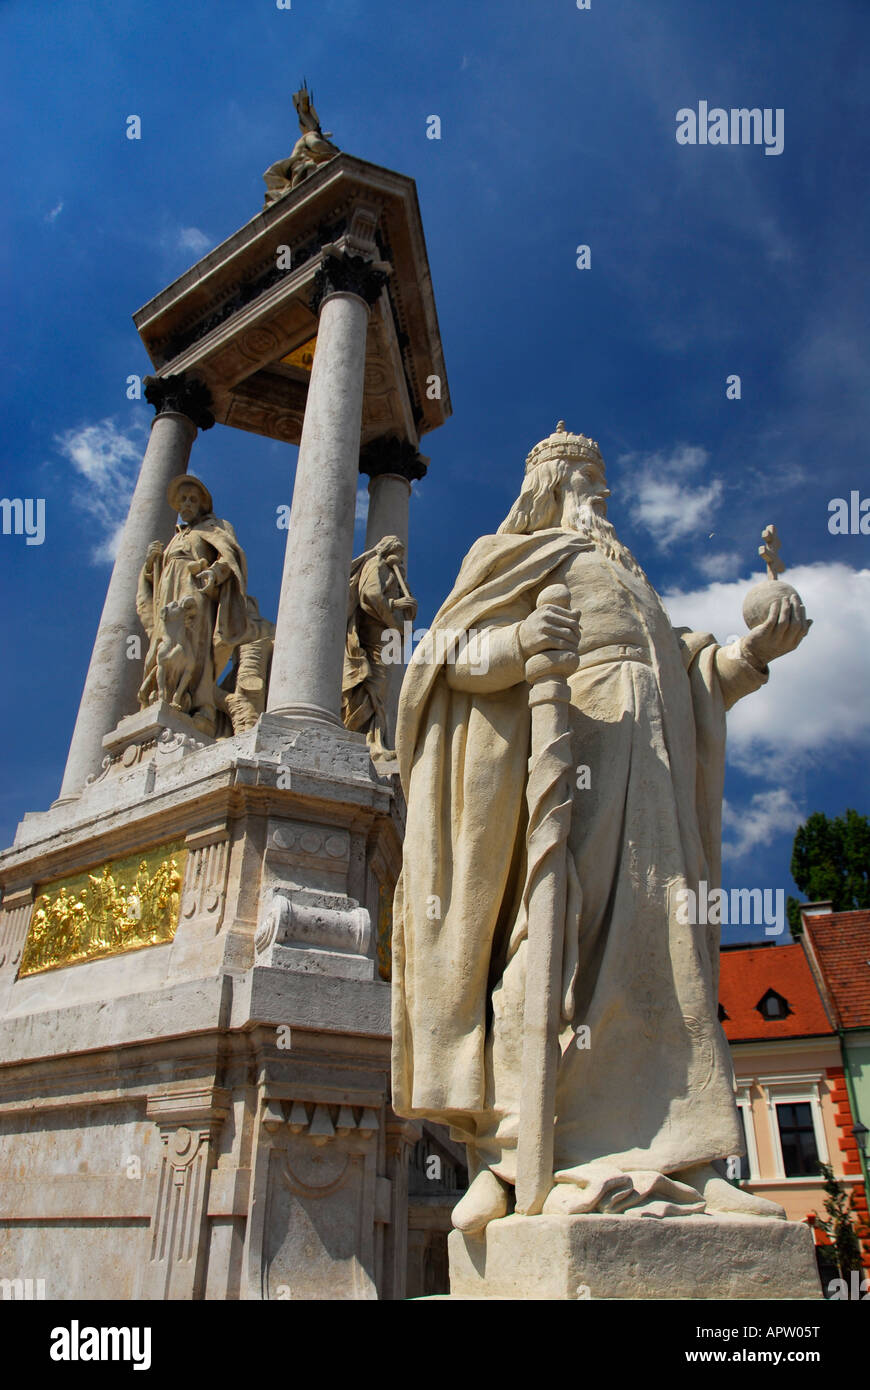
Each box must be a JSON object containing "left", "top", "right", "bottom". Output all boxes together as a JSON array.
[
  {"left": 136, "top": 475, "right": 250, "bottom": 737},
  {"left": 391, "top": 423, "right": 811, "bottom": 1233}
]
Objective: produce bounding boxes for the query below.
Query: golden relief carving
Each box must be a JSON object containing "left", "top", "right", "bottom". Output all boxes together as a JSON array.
[
  {"left": 19, "top": 841, "right": 187, "bottom": 976},
  {"left": 281, "top": 335, "right": 317, "bottom": 373}
]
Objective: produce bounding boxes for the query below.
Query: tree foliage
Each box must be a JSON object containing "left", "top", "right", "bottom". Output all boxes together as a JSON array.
[
  {"left": 786, "top": 809, "right": 870, "bottom": 937},
  {"left": 816, "top": 1163, "right": 865, "bottom": 1279}
]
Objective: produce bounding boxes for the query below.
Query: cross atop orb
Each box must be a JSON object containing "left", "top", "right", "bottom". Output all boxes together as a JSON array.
[{"left": 759, "top": 523, "right": 786, "bottom": 580}]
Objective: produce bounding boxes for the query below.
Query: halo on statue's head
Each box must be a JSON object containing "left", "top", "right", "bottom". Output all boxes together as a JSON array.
[
  {"left": 524, "top": 421, "right": 605, "bottom": 476},
  {"left": 167, "top": 474, "right": 213, "bottom": 516}
]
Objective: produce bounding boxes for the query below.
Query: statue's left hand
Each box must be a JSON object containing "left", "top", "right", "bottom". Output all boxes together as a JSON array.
[
  {"left": 194, "top": 566, "right": 219, "bottom": 596},
  {"left": 742, "top": 593, "right": 812, "bottom": 666},
  {"left": 194, "top": 561, "right": 230, "bottom": 597}
]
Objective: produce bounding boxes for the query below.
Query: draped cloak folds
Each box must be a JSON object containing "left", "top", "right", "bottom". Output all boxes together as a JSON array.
[
  {"left": 137, "top": 514, "right": 249, "bottom": 715},
  {"left": 342, "top": 548, "right": 399, "bottom": 739},
  {"left": 390, "top": 528, "right": 768, "bottom": 1181}
]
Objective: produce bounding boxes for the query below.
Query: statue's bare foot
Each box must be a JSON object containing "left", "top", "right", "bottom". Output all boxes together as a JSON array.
[
  {"left": 452, "top": 1169, "right": 509, "bottom": 1233},
  {"left": 676, "top": 1163, "right": 786, "bottom": 1219}
]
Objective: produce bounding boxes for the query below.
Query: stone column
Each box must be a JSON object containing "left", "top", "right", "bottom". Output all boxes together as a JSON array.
[
  {"left": 267, "top": 252, "right": 389, "bottom": 723},
  {"left": 360, "top": 435, "right": 428, "bottom": 555},
  {"left": 359, "top": 436, "right": 428, "bottom": 744},
  {"left": 56, "top": 375, "right": 213, "bottom": 801}
]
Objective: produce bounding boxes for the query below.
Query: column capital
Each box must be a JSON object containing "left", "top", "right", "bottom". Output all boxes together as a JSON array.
[
  {"left": 360, "top": 434, "right": 429, "bottom": 482},
  {"left": 312, "top": 250, "right": 390, "bottom": 314},
  {"left": 143, "top": 373, "right": 215, "bottom": 431}
]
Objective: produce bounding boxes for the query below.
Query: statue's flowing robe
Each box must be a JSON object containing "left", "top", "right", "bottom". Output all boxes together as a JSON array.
[
  {"left": 342, "top": 550, "right": 402, "bottom": 747},
  {"left": 391, "top": 529, "right": 768, "bottom": 1182},
  {"left": 136, "top": 514, "right": 249, "bottom": 717}
]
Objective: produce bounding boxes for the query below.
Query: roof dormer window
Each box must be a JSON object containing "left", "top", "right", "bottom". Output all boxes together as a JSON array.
[{"left": 756, "top": 988, "right": 790, "bottom": 1021}]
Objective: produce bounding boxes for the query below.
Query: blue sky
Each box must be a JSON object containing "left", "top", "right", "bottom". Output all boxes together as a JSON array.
[{"left": 1, "top": 0, "right": 868, "bottom": 941}]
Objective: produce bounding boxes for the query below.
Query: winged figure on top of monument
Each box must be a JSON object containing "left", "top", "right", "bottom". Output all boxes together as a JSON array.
[
  {"left": 136, "top": 475, "right": 250, "bottom": 738},
  {"left": 263, "top": 82, "right": 340, "bottom": 207},
  {"left": 391, "top": 422, "right": 812, "bottom": 1234}
]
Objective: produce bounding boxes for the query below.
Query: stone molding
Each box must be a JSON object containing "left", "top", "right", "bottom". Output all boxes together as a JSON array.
[
  {"left": 246, "top": 1089, "right": 383, "bottom": 1299},
  {"left": 142, "top": 1084, "right": 230, "bottom": 1299},
  {"left": 179, "top": 823, "right": 231, "bottom": 936},
  {"left": 0, "top": 888, "right": 33, "bottom": 975}
]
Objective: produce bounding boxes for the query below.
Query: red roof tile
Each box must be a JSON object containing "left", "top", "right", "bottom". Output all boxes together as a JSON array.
[
  {"left": 719, "top": 943, "right": 834, "bottom": 1042},
  {"left": 802, "top": 910, "right": 870, "bottom": 1030}
]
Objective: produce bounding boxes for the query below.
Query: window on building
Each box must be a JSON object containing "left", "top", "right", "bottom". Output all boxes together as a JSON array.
[
  {"left": 756, "top": 988, "right": 790, "bottom": 1020},
  {"left": 776, "top": 1102, "right": 820, "bottom": 1177}
]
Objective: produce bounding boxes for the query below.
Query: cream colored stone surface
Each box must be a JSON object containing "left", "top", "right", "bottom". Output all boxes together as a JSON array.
[
  {"left": 365, "top": 473, "right": 412, "bottom": 553},
  {"left": 342, "top": 536, "right": 417, "bottom": 769},
  {"left": 449, "top": 1214, "right": 822, "bottom": 1301},
  {"left": 136, "top": 476, "right": 250, "bottom": 737},
  {"left": 364, "top": 474, "right": 415, "bottom": 747},
  {"left": 391, "top": 424, "right": 813, "bottom": 1260},
  {"left": 0, "top": 713, "right": 409, "bottom": 1299},
  {"left": 267, "top": 291, "right": 372, "bottom": 723}
]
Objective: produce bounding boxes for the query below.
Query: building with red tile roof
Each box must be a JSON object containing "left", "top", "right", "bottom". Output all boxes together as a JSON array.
[
  {"left": 719, "top": 942, "right": 834, "bottom": 1044},
  {"left": 719, "top": 938, "right": 869, "bottom": 1283},
  {"left": 801, "top": 905, "right": 870, "bottom": 1029},
  {"left": 800, "top": 904, "right": 870, "bottom": 1274}
]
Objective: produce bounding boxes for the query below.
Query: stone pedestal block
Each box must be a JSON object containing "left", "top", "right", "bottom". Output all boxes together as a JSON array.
[
  {"left": 448, "top": 1213, "right": 823, "bottom": 1301},
  {"left": 103, "top": 702, "right": 212, "bottom": 756}
]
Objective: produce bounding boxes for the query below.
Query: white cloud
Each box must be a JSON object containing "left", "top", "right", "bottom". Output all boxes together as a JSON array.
[
  {"left": 355, "top": 485, "right": 369, "bottom": 526},
  {"left": 722, "top": 788, "right": 804, "bottom": 861},
  {"left": 696, "top": 551, "right": 743, "bottom": 581},
  {"left": 177, "top": 226, "right": 212, "bottom": 256},
  {"left": 618, "top": 445, "right": 722, "bottom": 550},
  {"left": 55, "top": 419, "right": 147, "bottom": 564},
  {"left": 45, "top": 201, "right": 64, "bottom": 223},
  {"left": 92, "top": 522, "right": 127, "bottom": 565},
  {"left": 662, "top": 561, "right": 870, "bottom": 777}
]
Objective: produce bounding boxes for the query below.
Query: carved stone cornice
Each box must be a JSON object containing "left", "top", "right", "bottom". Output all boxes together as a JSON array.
[
  {"left": 359, "top": 434, "right": 428, "bottom": 482},
  {"left": 311, "top": 251, "right": 390, "bottom": 314},
  {"left": 143, "top": 373, "right": 215, "bottom": 430}
]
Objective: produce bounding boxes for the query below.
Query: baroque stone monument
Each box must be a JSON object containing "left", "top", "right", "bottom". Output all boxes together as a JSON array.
[
  {"left": 391, "top": 423, "right": 821, "bottom": 1299},
  {"left": 0, "top": 112, "right": 456, "bottom": 1299}
]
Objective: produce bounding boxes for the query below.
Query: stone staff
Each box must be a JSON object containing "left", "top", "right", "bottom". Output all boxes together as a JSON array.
[
  {"left": 515, "top": 583, "right": 579, "bottom": 1215},
  {"left": 390, "top": 561, "right": 412, "bottom": 601}
]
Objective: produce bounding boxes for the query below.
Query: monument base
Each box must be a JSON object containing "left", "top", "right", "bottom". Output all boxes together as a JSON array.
[{"left": 448, "top": 1213, "right": 823, "bottom": 1300}]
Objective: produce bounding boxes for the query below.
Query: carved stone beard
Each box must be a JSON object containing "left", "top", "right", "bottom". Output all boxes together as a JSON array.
[{"left": 563, "top": 497, "right": 650, "bottom": 583}]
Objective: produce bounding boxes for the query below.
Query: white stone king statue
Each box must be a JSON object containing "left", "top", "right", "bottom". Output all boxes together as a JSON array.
[
  {"left": 136, "top": 475, "right": 250, "bottom": 737},
  {"left": 391, "top": 423, "right": 812, "bottom": 1236}
]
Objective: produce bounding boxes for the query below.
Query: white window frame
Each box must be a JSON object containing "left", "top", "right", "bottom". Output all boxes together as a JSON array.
[
  {"left": 733, "top": 1085, "right": 760, "bottom": 1181},
  {"left": 760, "top": 1073, "right": 829, "bottom": 1180}
]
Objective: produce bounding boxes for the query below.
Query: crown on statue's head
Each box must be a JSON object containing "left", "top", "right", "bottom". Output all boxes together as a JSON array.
[{"left": 525, "top": 421, "right": 604, "bottom": 473}]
